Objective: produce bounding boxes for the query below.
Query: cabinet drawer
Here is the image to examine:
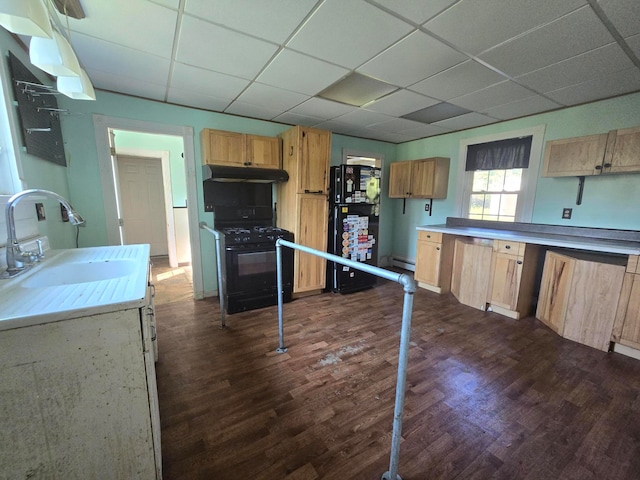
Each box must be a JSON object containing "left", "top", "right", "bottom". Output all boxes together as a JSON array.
[
  {"left": 494, "top": 240, "right": 525, "bottom": 256},
  {"left": 418, "top": 230, "right": 442, "bottom": 243}
]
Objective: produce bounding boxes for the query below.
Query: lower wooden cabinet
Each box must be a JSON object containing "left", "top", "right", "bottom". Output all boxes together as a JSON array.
[
  {"left": 450, "top": 238, "right": 493, "bottom": 311},
  {"left": 487, "top": 241, "right": 540, "bottom": 319},
  {"left": 293, "top": 194, "right": 328, "bottom": 293},
  {"left": 612, "top": 256, "right": 640, "bottom": 349},
  {"left": 414, "top": 230, "right": 455, "bottom": 293},
  {"left": 536, "top": 250, "right": 626, "bottom": 351}
]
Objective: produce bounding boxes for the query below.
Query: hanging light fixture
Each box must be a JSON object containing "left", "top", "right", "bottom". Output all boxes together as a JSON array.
[
  {"left": 29, "top": 29, "right": 81, "bottom": 77},
  {"left": 0, "top": 0, "right": 53, "bottom": 38},
  {"left": 57, "top": 68, "right": 95, "bottom": 100}
]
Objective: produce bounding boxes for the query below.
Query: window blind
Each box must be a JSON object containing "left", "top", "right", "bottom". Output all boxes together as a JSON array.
[{"left": 465, "top": 136, "right": 532, "bottom": 171}]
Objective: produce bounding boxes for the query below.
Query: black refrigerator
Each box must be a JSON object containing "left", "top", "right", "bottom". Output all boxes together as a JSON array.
[{"left": 327, "top": 165, "right": 381, "bottom": 293}]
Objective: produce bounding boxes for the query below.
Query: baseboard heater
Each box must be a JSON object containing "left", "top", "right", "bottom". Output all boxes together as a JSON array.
[{"left": 391, "top": 256, "right": 415, "bottom": 272}]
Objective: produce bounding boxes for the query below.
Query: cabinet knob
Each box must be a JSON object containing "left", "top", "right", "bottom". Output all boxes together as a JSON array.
[
  {"left": 505, "top": 245, "right": 511, "bottom": 249},
  {"left": 595, "top": 165, "right": 603, "bottom": 170},
  {"left": 517, "top": 260, "right": 523, "bottom": 265},
  {"left": 426, "top": 234, "right": 431, "bottom": 238},
  {"left": 289, "top": 145, "right": 293, "bottom": 156},
  {"left": 603, "top": 163, "right": 612, "bottom": 168},
  {"left": 436, "top": 247, "right": 440, "bottom": 251}
]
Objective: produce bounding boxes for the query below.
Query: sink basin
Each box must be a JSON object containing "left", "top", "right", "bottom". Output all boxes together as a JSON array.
[{"left": 22, "top": 259, "right": 137, "bottom": 288}]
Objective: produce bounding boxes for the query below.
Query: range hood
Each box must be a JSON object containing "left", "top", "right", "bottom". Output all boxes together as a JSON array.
[{"left": 203, "top": 165, "right": 289, "bottom": 183}]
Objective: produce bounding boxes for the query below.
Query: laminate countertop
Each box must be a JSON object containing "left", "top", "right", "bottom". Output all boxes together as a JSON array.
[
  {"left": 0, "top": 244, "right": 150, "bottom": 331},
  {"left": 417, "top": 224, "right": 640, "bottom": 256}
]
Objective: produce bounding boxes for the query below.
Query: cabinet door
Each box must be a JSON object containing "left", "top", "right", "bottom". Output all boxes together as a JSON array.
[
  {"left": 299, "top": 128, "right": 330, "bottom": 194},
  {"left": 541, "top": 134, "right": 608, "bottom": 177},
  {"left": 617, "top": 274, "right": 640, "bottom": 348},
  {"left": 202, "top": 129, "right": 244, "bottom": 167},
  {"left": 536, "top": 251, "right": 575, "bottom": 334},
  {"left": 388, "top": 161, "right": 412, "bottom": 198},
  {"left": 451, "top": 239, "right": 493, "bottom": 310},
  {"left": 489, "top": 252, "right": 523, "bottom": 310},
  {"left": 415, "top": 239, "right": 441, "bottom": 286},
  {"left": 604, "top": 126, "right": 640, "bottom": 174},
  {"left": 411, "top": 159, "right": 436, "bottom": 198},
  {"left": 295, "top": 194, "right": 328, "bottom": 292},
  {"left": 246, "top": 135, "right": 281, "bottom": 169}
]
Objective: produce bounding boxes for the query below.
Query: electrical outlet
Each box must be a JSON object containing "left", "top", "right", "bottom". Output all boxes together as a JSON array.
[
  {"left": 562, "top": 207, "right": 572, "bottom": 219},
  {"left": 424, "top": 203, "right": 430, "bottom": 212}
]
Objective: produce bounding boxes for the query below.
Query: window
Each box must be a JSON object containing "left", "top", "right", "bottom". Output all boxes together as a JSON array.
[{"left": 455, "top": 126, "right": 546, "bottom": 223}]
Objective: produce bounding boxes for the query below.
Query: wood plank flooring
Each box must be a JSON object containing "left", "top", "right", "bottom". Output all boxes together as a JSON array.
[{"left": 154, "top": 278, "right": 640, "bottom": 480}]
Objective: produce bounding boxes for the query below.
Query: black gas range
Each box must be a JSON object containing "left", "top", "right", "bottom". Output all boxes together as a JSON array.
[{"left": 203, "top": 181, "right": 294, "bottom": 314}]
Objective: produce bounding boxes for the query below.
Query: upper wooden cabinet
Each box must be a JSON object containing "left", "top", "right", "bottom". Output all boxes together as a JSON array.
[
  {"left": 388, "top": 157, "right": 449, "bottom": 199},
  {"left": 542, "top": 126, "right": 640, "bottom": 177},
  {"left": 282, "top": 126, "right": 331, "bottom": 194},
  {"left": 201, "top": 128, "right": 281, "bottom": 169}
]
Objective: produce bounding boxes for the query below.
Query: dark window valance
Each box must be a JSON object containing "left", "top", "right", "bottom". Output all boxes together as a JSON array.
[{"left": 465, "top": 136, "right": 532, "bottom": 171}]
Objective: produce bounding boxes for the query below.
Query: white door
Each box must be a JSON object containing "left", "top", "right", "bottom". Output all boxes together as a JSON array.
[{"left": 117, "top": 155, "right": 169, "bottom": 256}]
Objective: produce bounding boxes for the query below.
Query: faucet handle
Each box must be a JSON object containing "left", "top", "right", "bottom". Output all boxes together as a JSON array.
[{"left": 36, "top": 239, "right": 44, "bottom": 258}]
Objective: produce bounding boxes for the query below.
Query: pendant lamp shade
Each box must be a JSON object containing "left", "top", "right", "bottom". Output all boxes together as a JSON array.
[
  {"left": 30, "top": 30, "right": 81, "bottom": 77},
  {"left": 57, "top": 68, "right": 96, "bottom": 100},
  {"left": 0, "top": 0, "right": 53, "bottom": 38}
]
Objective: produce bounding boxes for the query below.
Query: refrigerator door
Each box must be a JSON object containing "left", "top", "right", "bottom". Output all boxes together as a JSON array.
[
  {"left": 332, "top": 165, "right": 381, "bottom": 205},
  {"left": 328, "top": 203, "right": 379, "bottom": 293}
]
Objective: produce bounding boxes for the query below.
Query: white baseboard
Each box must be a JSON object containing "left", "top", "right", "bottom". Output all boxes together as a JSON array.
[
  {"left": 391, "top": 256, "right": 415, "bottom": 272},
  {"left": 614, "top": 343, "right": 640, "bottom": 361}
]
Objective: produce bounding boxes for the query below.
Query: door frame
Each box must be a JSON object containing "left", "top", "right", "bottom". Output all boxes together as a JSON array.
[
  {"left": 92, "top": 114, "right": 203, "bottom": 298},
  {"left": 115, "top": 149, "right": 177, "bottom": 267}
]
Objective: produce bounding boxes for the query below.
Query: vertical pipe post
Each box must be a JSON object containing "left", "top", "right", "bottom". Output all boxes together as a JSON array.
[
  {"left": 275, "top": 241, "right": 287, "bottom": 353},
  {"left": 382, "top": 285, "right": 415, "bottom": 480},
  {"left": 214, "top": 233, "right": 226, "bottom": 327}
]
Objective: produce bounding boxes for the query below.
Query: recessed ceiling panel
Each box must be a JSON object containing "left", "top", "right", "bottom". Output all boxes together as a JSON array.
[
  {"left": 257, "top": 49, "right": 349, "bottom": 96},
  {"left": 423, "top": 0, "right": 587, "bottom": 55},
  {"left": 358, "top": 31, "right": 467, "bottom": 87},
  {"left": 317, "top": 72, "right": 397, "bottom": 107},
  {"left": 479, "top": 6, "right": 614, "bottom": 77},
  {"left": 287, "top": 0, "right": 413, "bottom": 68},
  {"left": 176, "top": 16, "right": 279, "bottom": 79},
  {"left": 365, "top": 89, "right": 439, "bottom": 116},
  {"left": 402, "top": 102, "right": 471, "bottom": 123},
  {"left": 409, "top": 60, "right": 507, "bottom": 101}
]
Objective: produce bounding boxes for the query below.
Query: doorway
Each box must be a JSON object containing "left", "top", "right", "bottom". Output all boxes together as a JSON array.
[{"left": 93, "top": 114, "right": 203, "bottom": 299}]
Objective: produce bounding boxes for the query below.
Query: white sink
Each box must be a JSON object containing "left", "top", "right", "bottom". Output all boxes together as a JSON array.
[{"left": 21, "top": 259, "right": 137, "bottom": 288}]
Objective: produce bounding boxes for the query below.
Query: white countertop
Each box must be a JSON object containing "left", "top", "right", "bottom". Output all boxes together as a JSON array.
[
  {"left": 417, "top": 224, "right": 640, "bottom": 255},
  {"left": 0, "top": 244, "right": 150, "bottom": 331}
]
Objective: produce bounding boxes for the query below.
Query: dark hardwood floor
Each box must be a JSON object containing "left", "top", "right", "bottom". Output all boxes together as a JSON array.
[{"left": 155, "top": 278, "right": 640, "bottom": 480}]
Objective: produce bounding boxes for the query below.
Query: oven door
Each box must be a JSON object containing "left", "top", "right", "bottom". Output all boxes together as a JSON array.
[{"left": 225, "top": 242, "right": 292, "bottom": 295}]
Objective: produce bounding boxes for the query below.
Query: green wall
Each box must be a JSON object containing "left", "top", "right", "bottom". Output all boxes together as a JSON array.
[
  {"left": 1, "top": 31, "right": 76, "bottom": 249},
  {"left": 112, "top": 130, "right": 186, "bottom": 206},
  {"left": 393, "top": 92, "right": 640, "bottom": 262}
]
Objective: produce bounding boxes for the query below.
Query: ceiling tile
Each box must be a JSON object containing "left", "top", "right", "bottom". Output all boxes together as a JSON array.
[
  {"left": 515, "top": 43, "right": 634, "bottom": 93},
  {"left": 479, "top": 6, "right": 615, "bottom": 77},
  {"left": 367, "top": 117, "right": 431, "bottom": 133},
  {"left": 352, "top": 129, "right": 414, "bottom": 143},
  {"left": 56, "top": 0, "right": 178, "bottom": 58},
  {"left": 432, "top": 112, "right": 497, "bottom": 130},
  {"left": 598, "top": 0, "right": 640, "bottom": 37},
  {"left": 236, "top": 83, "right": 309, "bottom": 111},
  {"left": 287, "top": 0, "right": 414, "bottom": 68},
  {"left": 167, "top": 88, "right": 233, "bottom": 111},
  {"left": 257, "top": 49, "right": 349, "bottom": 95},
  {"left": 272, "top": 112, "right": 324, "bottom": 127},
  {"left": 449, "top": 81, "right": 535, "bottom": 111},
  {"left": 170, "top": 63, "right": 249, "bottom": 99},
  {"left": 409, "top": 60, "right": 507, "bottom": 100},
  {"left": 151, "top": 0, "right": 181, "bottom": 8},
  {"left": 176, "top": 16, "right": 279, "bottom": 79},
  {"left": 358, "top": 31, "right": 467, "bottom": 87},
  {"left": 289, "top": 98, "right": 357, "bottom": 119},
  {"left": 365, "top": 90, "right": 439, "bottom": 116},
  {"left": 332, "top": 109, "right": 394, "bottom": 128},
  {"left": 397, "top": 123, "right": 453, "bottom": 139},
  {"left": 86, "top": 68, "right": 167, "bottom": 101},
  {"left": 313, "top": 119, "right": 359, "bottom": 135},
  {"left": 423, "top": 0, "right": 587, "bottom": 55},
  {"left": 67, "top": 33, "right": 171, "bottom": 84},
  {"left": 482, "top": 95, "right": 562, "bottom": 120},
  {"left": 627, "top": 33, "right": 640, "bottom": 57},
  {"left": 545, "top": 67, "right": 640, "bottom": 105},
  {"left": 224, "top": 101, "right": 282, "bottom": 120},
  {"left": 184, "top": 0, "right": 317, "bottom": 44},
  {"left": 366, "top": 0, "right": 459, "bottom": 24}
]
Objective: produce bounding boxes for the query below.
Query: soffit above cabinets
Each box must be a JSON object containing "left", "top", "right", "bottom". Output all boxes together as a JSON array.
[{"left": 40, "top": 0, "right": 640, "bottom": 143}]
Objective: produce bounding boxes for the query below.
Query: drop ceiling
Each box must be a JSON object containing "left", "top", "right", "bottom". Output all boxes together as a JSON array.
[{"left": 45, "top": 0, "right": 640, "bottom": 143}]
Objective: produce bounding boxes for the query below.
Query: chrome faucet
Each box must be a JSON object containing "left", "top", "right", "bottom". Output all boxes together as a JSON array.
[{"left": 4, "top": 189, "right": 86, "bottom": 277}]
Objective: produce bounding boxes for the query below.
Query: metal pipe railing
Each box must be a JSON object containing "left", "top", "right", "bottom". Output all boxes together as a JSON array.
[
  {"left": 199, "top": 222, "right": 226, "bottom": 327},
  {"left": 275, "top": 238, "right": 415, "bottom": 480}
]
